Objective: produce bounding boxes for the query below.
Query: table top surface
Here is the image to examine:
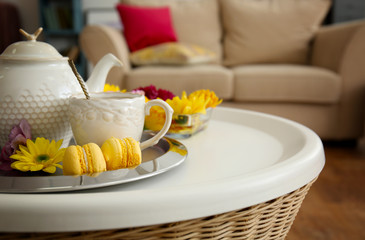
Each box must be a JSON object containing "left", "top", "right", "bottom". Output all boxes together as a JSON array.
[{"left": 0, "top": 107, "right": 325, "bottom": 232}]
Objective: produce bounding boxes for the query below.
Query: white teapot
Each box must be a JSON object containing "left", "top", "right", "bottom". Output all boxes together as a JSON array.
[{"left": 0, "top": 28, "right": 123, "bottom": 148}]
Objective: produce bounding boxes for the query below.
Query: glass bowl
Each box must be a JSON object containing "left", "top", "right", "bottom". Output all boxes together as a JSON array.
[{"left": 145, "top": 108, "right": 213, "bottom": 138}]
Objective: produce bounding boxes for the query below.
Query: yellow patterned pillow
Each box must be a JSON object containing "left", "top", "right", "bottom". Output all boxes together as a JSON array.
[{"left": 130, "top": 42, "right": 216, "bottom": 65}]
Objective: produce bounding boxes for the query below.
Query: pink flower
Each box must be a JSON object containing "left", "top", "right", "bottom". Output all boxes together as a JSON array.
[
  {"left": 131, "top": 89, "right": 145, "bottom": 96},
  {"left": 0, "top": 119, "right": 31, "bottom": 171}
]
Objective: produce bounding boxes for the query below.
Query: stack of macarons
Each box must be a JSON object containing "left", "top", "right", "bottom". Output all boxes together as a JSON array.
[{"left": 63, "top": 137, "right": 142, "bottom": 176}]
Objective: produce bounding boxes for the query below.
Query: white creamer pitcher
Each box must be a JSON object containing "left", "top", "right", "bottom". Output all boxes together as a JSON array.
[{"left": 69, "top": 92, "right": 174, "bottom": 150}]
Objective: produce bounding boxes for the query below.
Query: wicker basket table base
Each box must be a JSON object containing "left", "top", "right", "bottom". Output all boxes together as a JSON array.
[{"left": 0, "top": 178, "right": 315, "bottom": 240}]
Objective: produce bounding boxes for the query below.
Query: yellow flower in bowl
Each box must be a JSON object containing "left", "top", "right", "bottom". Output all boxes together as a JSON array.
[
  {"left": 166, "top": 91, "right": 207, "bottom": 115},
  {"left": 145, "top": 89, "right": 222, "bottom": 138},
  {"left": 188, "top": 89, "right": 223, "bottom": 108},
  {"left": 145, "top": 104, "right": 166, "bottom": 131}
]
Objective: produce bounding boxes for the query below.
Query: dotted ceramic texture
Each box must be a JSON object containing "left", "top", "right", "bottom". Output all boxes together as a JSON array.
[{"left": 0, "top": 85, "right": 73, "bottom": 148}]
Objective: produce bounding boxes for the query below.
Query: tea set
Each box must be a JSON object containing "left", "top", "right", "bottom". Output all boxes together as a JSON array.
[{"left": 0, "top": 28, "right": 173, "bottom": 149}]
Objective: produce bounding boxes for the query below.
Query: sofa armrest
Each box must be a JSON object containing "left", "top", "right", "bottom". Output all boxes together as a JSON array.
[
  {"left": 311, "top": 19, "right": 365, "bottom": 73},
  {"left": 311, "top": 19, "right": 365, "bottom": 137},
  {"left": 79, "top": 25, "right": 131, "bottom": 87}
]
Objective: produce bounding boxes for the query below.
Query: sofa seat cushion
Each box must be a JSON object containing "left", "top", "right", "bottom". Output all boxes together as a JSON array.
[
  {"left": 220, "top": 0, "right": 330, "bottom": 66},
  {"left": 121, "top": 0, "right": 222, "bottom": 62},
  {"left": 125, "top": 65, "right": 233, "bottom": 99},
  {"left": 233, "top": 65, "right": 341, "bottom": 104}
]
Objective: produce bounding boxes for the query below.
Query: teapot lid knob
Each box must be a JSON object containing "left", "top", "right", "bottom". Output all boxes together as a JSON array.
[
  {"left": 19, "top": 27, "right": 43, "bottom": 41},
  {"left": 0, "top": 27, "right": 64, "bottom": 60}
]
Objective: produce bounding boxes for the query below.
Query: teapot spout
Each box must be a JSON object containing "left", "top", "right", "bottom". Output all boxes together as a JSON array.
[{"left": 86, "top": 53, "right": 123, "bottom": 92}]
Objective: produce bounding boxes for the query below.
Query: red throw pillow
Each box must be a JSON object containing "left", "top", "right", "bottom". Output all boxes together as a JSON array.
[{"left": 116, "top": 4, "right": 178, "bottom": 52}]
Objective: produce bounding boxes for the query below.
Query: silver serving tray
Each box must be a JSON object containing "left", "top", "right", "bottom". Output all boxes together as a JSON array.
[{"left": 0, "top": 135, "right": 187, "bottom": 193}]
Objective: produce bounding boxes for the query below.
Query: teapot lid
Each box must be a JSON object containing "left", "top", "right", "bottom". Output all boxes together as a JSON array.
[{"left": 0, "top": 28, "right": 66, "bottom": 61}]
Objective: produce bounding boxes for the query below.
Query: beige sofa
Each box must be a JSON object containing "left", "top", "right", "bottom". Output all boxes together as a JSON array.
[{"left": 80, "top": 0, "right": 365, "bottom": 141}]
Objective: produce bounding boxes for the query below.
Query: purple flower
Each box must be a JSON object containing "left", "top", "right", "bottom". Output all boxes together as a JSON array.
[
  {"left": 0, "top": 119, "right": 31, "bottom": 171},
  {"left": 9, "top": 119, "right": 31, "bottom": 138}
]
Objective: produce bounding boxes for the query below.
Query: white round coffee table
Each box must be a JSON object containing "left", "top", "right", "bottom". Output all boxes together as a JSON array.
[{"left": 0, "top": 107, "right": 325, "bottom": 238}]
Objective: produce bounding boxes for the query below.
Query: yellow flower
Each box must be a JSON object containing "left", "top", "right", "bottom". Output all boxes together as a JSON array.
[
  {"left": 188, "top": 89, "right": 222, "bottom": 108},
  {"left": 145, "top": 108, "right": 166, "bottom": 131},
  {"left": 10, "top": 138, "right": 65, "bottom": 173},
  {"left": 144, "top": 97, "right": 166, "bottom": 130},
  {"left": 166, "top": 91, "right": 207, "bottom": 115},
  {"left": 104, "top": 83, "right": 121, "bottom": 92}
]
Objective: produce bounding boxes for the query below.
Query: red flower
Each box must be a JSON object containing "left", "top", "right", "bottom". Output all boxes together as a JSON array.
[
  {"left": 0, "top": 143, "right": 13, "bottom": 171},
  {"left": 134, "top": 85, "right": 175, "bottom": 100},
  {"left": 158, "top": 88, "right": 175, "bottom": 101}
]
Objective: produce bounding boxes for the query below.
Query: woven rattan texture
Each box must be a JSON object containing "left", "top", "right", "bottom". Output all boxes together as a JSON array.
[{"left": 0, "top": 178, "right": 316, "bottom": 240}]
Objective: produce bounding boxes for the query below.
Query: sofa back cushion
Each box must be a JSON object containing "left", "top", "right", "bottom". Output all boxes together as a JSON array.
[
  {"left": 220, "top": 0, "right": 331, "bottom": 66},
  {"left": 120, "top": 0, "right": 222, "bottom": 62}
]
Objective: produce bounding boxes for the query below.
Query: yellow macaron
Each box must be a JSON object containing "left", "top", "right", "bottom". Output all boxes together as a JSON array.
[
  {"left": 101, "top": 137, "right": 127, "bottom": 170},
  {"left": 63, "top": 145, "right": 85, "bottom": 176},
  {"left": 63, "top": 143, "right": 106, "bottom": 175},
  {"left": 124, "top": 137, "right": 142, "bottom": 168},
  {"left": 101, "top": 137, "right": 142, "bottom": 170}
]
